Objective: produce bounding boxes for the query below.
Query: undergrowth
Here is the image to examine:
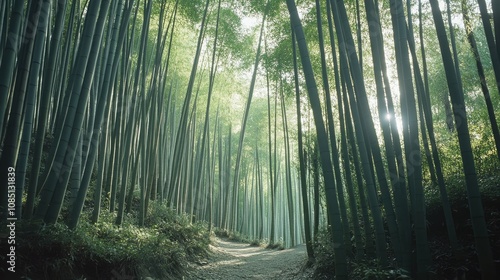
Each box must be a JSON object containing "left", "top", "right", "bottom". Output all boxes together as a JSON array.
[
  {"left": 311, "top": 173, "right": 500, "bottom": 280},
  {"left": 0, "top": 202, "right": 210, "bottom": 280},
  {"left": 213, "top": 228, "right": 283, "bottom": 249},
  {"left": 265, "top": 243, "right": 285, "bottom": 250},
  {"left": 312, "top": 228, "right": 410, "bottom": 279}
]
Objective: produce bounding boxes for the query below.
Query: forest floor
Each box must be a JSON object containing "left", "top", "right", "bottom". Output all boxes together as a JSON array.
[{"left": 186, "top": 238, "right": 313, "bottom": 279}]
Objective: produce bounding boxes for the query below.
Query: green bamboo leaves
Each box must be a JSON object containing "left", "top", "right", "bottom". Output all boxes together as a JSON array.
[{"left": 0, "top": 1, "right": 498, "bottom": 279}]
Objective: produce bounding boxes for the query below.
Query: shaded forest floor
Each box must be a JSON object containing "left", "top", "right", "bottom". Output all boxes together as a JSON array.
[
  {"left": 425, "top": 183, "right": 500, "bottom": 279},
  {"left": 187, "top": 237, "right": 311, "bottom": 279}
]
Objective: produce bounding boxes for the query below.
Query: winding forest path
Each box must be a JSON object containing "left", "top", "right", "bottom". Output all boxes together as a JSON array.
[{"left": 187, "top": 238, "right": 310, "bottom": 279}]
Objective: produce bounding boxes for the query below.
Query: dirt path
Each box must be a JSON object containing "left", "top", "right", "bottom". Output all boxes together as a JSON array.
[{"left": 186, "top": 238, "right": 311, "bottom": 279}]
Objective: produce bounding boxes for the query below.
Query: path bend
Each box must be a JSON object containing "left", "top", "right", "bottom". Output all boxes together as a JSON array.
[{"left": 187, "top": 238, "right": 310, "bottom": 279}]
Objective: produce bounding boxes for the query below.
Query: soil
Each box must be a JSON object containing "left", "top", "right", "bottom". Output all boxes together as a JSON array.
[{"left": 186, "top": 238, "right": 313, "bottom": 279}]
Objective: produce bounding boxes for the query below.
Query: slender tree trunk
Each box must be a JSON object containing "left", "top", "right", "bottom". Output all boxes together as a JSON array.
[
  {"left": 476, "top": 0, "right": 500, "bottom": 94},
  {"left": 167, "top": 0, "right": 209, "bottom": 204},
  {"left": 314, "top": 0, "right": 351, "bottom": 254},
  {"left": 461, "top": 0, "right": 500, "bottom": 162},
  {"left": 429, "top": 1, "right": 497, "bottom": 278},
  {"left": 35, "top": 0, "right": 110, "bottom": 223},
  {"left": 280, "top": 84, "right": 295, "bottom": 247},
  {"left": 285, "top": 0, "right": 347, "bottom": 277},
  {"left": 0, "top": 0, "right": 24, "bottom": 140},
  {"left": 265, "top": 42, "right": 276, "bottom": 245},
  {"left": 292, "top": 28, "right": 314, "bottom": 261},
  {"left": 388, "top": 0, "right": 429, "bottom": 274}
]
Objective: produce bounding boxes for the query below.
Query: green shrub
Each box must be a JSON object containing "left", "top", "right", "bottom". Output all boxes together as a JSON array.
[
  {"left": 3, "top": 205, "right": 210, "bottom": 280},
  {"left": 214, "top": 228, "right": 251, "bottom": 243},
  {"left": 312, "top": 228, "right": 336, "bottom": 279},
  {"left": 249, "top": 239, "right": 261, "bottom": 247},
  {"left": 213, "top": 227, "right": 230, "bottom": 238},
  {"left": 266, "top": 242, "right": 284, "bottom": 250}
]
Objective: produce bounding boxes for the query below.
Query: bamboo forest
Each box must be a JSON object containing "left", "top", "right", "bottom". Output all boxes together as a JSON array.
[{"left": 1, "top": 0, "right": 500, "bottom": 279}]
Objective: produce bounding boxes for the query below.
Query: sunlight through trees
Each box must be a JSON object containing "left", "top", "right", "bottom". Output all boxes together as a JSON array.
[{"left": 0, "top": 0, "right": 499, "bottom": 279}]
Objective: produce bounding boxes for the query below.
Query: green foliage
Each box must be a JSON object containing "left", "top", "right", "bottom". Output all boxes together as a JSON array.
[
  {"left": 211, "top": 7, "right": 254, "bottom": 69},
  {"left": 240, "top": 0, "right": 281, "bottom": 18},
  {"left": 350, "top": 261, "right": 411, "bottom": 280},
  {"left": 214, "top": 227, "right": 250, "bottom": 243},
  {"left": 425, "top": 165, "right": 500, "bottom": 208},
  {"left": 249, "top": 239, "right": 261, "bottom": 247},
  {"left": 178, "top": 0, "right": 206, "bottom": 23},
  {"left": 145, "top": 202, "right": 211, "bottom": 258},
  {"left": 312, "top": 228, "right": 412, "bottom": 280},
  {"left": 312, "top": 228, "right": 336, "bottom": 279},
  {"left": 266, "top": 241, "right": 285, "bottom": 250},
  {"left": 213, "top": 227, "right": 272, "bottom": 249},
  {"left": 5, "top": 204, "right": 210, "bottom": 279},
  {"left": 213, "top": 227, "right": 230, "bottom": 238}
]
